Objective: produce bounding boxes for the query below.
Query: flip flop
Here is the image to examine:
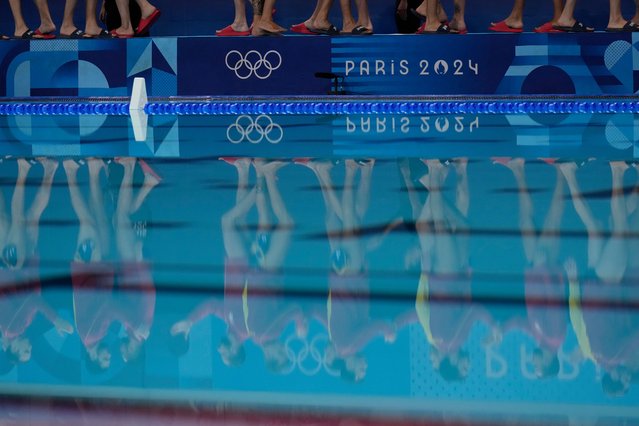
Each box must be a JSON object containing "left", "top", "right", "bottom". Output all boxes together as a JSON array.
[
  {"left": 138, "top": 159, "right": 162, "bottom": 182},
  {"left": 33, "top": 29, "right": 56, "bottom": 39},
  {"left": 350, "top": 25, "right": 373, "bottom": 35},
  {"left": 290, "top": 22, "right": 316, "bottom": 34},
  {"left": 216, "top": 24, "right": 251, "bottom": 36},
  {"left": 418, "top": 23, "right": 457, "bottom": 34},
  {"left": 15, "top": 29, "right": 39, "bottom": 39},
  {"left": 89, "top": 29, "right": 112, "bottom": 38},
  {"left": 59, "top": 28, "right": 92, "bottom": 39},
  {"left": 312, "top": 24, "right": 340, "bottom": 35},
  {"left": 136, "top": 8, "right": 161, "bottom": 35},
  {"left": 534, "top": 21, "right": 561, "bottom": 33},
  {"left": 488, "top": 20, "right": 523, "bottom": 33},
  {"left": 606, "top": 21, "right": 639, "bottom": 32},
  {"left": 553, "top": 21, "right": 593, "bottom": 32}
]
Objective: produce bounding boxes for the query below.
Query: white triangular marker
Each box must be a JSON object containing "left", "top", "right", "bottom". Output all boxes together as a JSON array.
[{"left": 129, "top": 77, "right": 148, "bottom": 111}]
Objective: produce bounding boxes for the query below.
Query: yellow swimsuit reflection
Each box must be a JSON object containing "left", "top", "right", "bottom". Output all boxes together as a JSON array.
[
  {"left": 0, "top": 158, "right": 73, "bottom": 372},
  {"left": 299, "top": 159, "right": 396, "bottom": 383},
  {"left": 172, "top": 159, "right": 305, "bottom": 374},
  {"left": 563, "top": 161, "right": 639, "bottom": 396},
  {"left": 65, "top": 158, "right": 158, "bottom": 372},
  {"left": 397, "top": 159, "right": 493, "bottom": 382}
]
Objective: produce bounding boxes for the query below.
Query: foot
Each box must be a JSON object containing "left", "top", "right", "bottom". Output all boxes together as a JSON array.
[
  {"left": 490, "top": 17, "right": 523, "bottom": 30},
  {"left": 255, "top": 19, "right": 286, "bottom": 34},
  {"left": 17, "top": 158, "right": 32, "bottom": 174},
  {"left": 140, "top": 5, "right": 158, "bottom": 20},
  {"left": 606, "top": 16, "right": 628, "bottom": 31},
  {"left": 253, "top": 159, "right": 285, "bottom": 175},
  {"left": 63, "top": 159, "right": 81, "bottom": 174},
  {"left": 111, "top": 26, "right": 134, "bottom": 37},
  {"left": 449, "top": 18, "right": 467, "bottom": 33},
  {"left": 37, "top": 22, "right": 56, "bottom": 36},
  {"left": 37, "top": 157, "right": 59, "bottom": 176},
  {"left": 87, "top": 158, "right": 107, "bottom": 177}
]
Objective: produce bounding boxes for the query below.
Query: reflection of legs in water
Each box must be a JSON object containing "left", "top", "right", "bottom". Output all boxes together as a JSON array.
[
  {"left": 628, "top": 165, "right": 639, "bottom": 273},
  {"left": 3, "top": 159, "right": 30, "bottom": 268},
  {"left": 298, "top": 160, "right": 343, "bottom": 256},
  {"left": 24, "top": 158, "right": 58, "bottom": 256},
  {"left": 594, "top": 162, "right": 629, "bottom": 283},
  {"left": 560, "top": 162, "right": 628, "bottom": 283},
  {"left": 114, "top": 158, "right": 159, "bottom": 262},
  {"left": 425, "top": 160, "right": 468, "bottom": 275},
  {"left": 497, "top": 158, "right": 535, "bottom": 263},
  {"left": 252, "top": 160, "right": 293, "bottom": 269},
  {"left": 64, "top": 159, "right": 106, "bottom": 262},
  {"left": 3, "top": 159, "right": 56, "bottom": 268},
  {"left": 221, "top": 159, "right": 256, "bottom": 260},
  {"left": 340, "top": 160, "right": 366, "bottom": 273}
]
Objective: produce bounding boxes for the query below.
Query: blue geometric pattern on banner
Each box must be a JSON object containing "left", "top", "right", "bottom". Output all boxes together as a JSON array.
[{"left": 2, "top": 34, "right": 638, "bottom": 97}]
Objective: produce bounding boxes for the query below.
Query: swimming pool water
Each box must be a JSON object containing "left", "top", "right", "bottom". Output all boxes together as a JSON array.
[{"left": 0, "top": 109, "right": 637, "bottom": 425}]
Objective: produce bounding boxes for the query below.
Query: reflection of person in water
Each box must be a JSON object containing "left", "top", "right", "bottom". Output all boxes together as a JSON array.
[
  {"left": 0, "top": 158, "right": 73, "bottom": 368},
  {"left": 563, "top": 161, "right": 639, "bottom": 396},
  {"left": 172, "top": 159, "right": 304, "bottom": 373},
  {"left": 298, "top": 159, "right": 395, "bottom": 382},
  {"left": 66, "top": 158, "right": 158, "bottom": 370},
  {"left": 404, "top": 159, "right": 492, "bottom": 382},
  {"left": 492, "top": 158, "right": 569, "bottom": 378}
]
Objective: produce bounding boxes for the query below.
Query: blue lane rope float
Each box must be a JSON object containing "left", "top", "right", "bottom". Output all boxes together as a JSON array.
[
  {"left": 143, "top": 100, "right": 639, "bottom": 115},
  {"left": 0, "top": 100, "right": 637, "bottom": 116}
]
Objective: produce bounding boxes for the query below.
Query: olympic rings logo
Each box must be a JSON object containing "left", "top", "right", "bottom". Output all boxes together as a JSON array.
[
  {"left": 282, "top": 333, "right": 339, "bottom": 377},
  {"left": 225, "top": 50, "right": 282, "bottom": 80},
  {"left": 227, "top": 115, "right": 284, "bottom": 144}
]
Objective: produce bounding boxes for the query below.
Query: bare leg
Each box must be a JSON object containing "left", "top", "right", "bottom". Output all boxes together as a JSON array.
[
  {"left": 25, "top": 158, "right": 57, "bottom": 254},
  {"left": 257, "top": 161, "right": 293, "bottom": 269},
  {"left": 60, "top": 0, "right": 80, "bottom": 35},
  {"left": 221, "top": 162, "right": 256, "bottom": 260},
  {"left": 308, "top": 0, "right": 335, "bottom": 30},
  {"left": 113, "top": 0, "right": 135, "bottom": 35},
  {"left": 64, "top": 160, "right": 102, "bottom": 262},
  {"left": 0, "top": 184, "right": 8, "bottom": 248},
  {"left": 86, "top": 159, "right": 111, "bottom": 258},
  {"left": 424, "top": 0, "right": 444, "bottom": 32},
  {"left": 354, "top": 0, "right": 373, "bottom": 32},
  {"left": 341, "top": 160, "right": 365, "bottom": 272},
  {"left": 450, "top": 0, "right": 466, "bottom": 32},
  {"left": 228, "top": 0, "right": 250, "bottom": 32},
  {"left": 551, "top": 0, "right": 564, "bottom": 22},
  {"left": 355, "top": 161, "right": 374, "bottom": 221},
  {"left": 254, "top": 0, "right": 285, "bottom": 34},
  {"left": 556, "top": 0, "right": 592, "bottom": 29},
  {"left": 135, "top": 0, "right": 157, "bottom": 20},
  {"left": 426, "top": 161, "right": 464, "bottom": 274},
  {"left": 85, "top": 0, "right": 103, "bottom": 35},
  {"left": 131, "top": 168, "right": 160, "bottom": 214},
  {"left": 33, "top": 0, "right": 56, "bottom": 35},
  {"left": 499, "top": 159, "right": 536, "bottom": 264},
  {"left": 114, "top": 158, "right": 138, "bottom": 261},
  {"left": 340, "top": 0, "right": 357, "bottom": 33},
  {"left": 9, "top": 0, "right": 30, "bottom": 37},
  {"left": 608, "top": 0, "right": 627, "bottom": 29},
  {"left": 491, "top": 0, "right": 525, "bottom": 29},
  {"left": 534, "top": 166, "right": 565, "bottom": 267},
  {"left": 5, "top": 159, "right": 31, "bottom": 269},
  {"left": 560, "top": 162, "right": 603, "bottom": 270},
  {"left": 594, "top": 162, "right": 629, "bottom": 284}
]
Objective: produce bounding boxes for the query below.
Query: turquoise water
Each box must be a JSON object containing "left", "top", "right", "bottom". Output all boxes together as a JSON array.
[{"left": 0, "top": 110, "right": 637, "bottom": 423}]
